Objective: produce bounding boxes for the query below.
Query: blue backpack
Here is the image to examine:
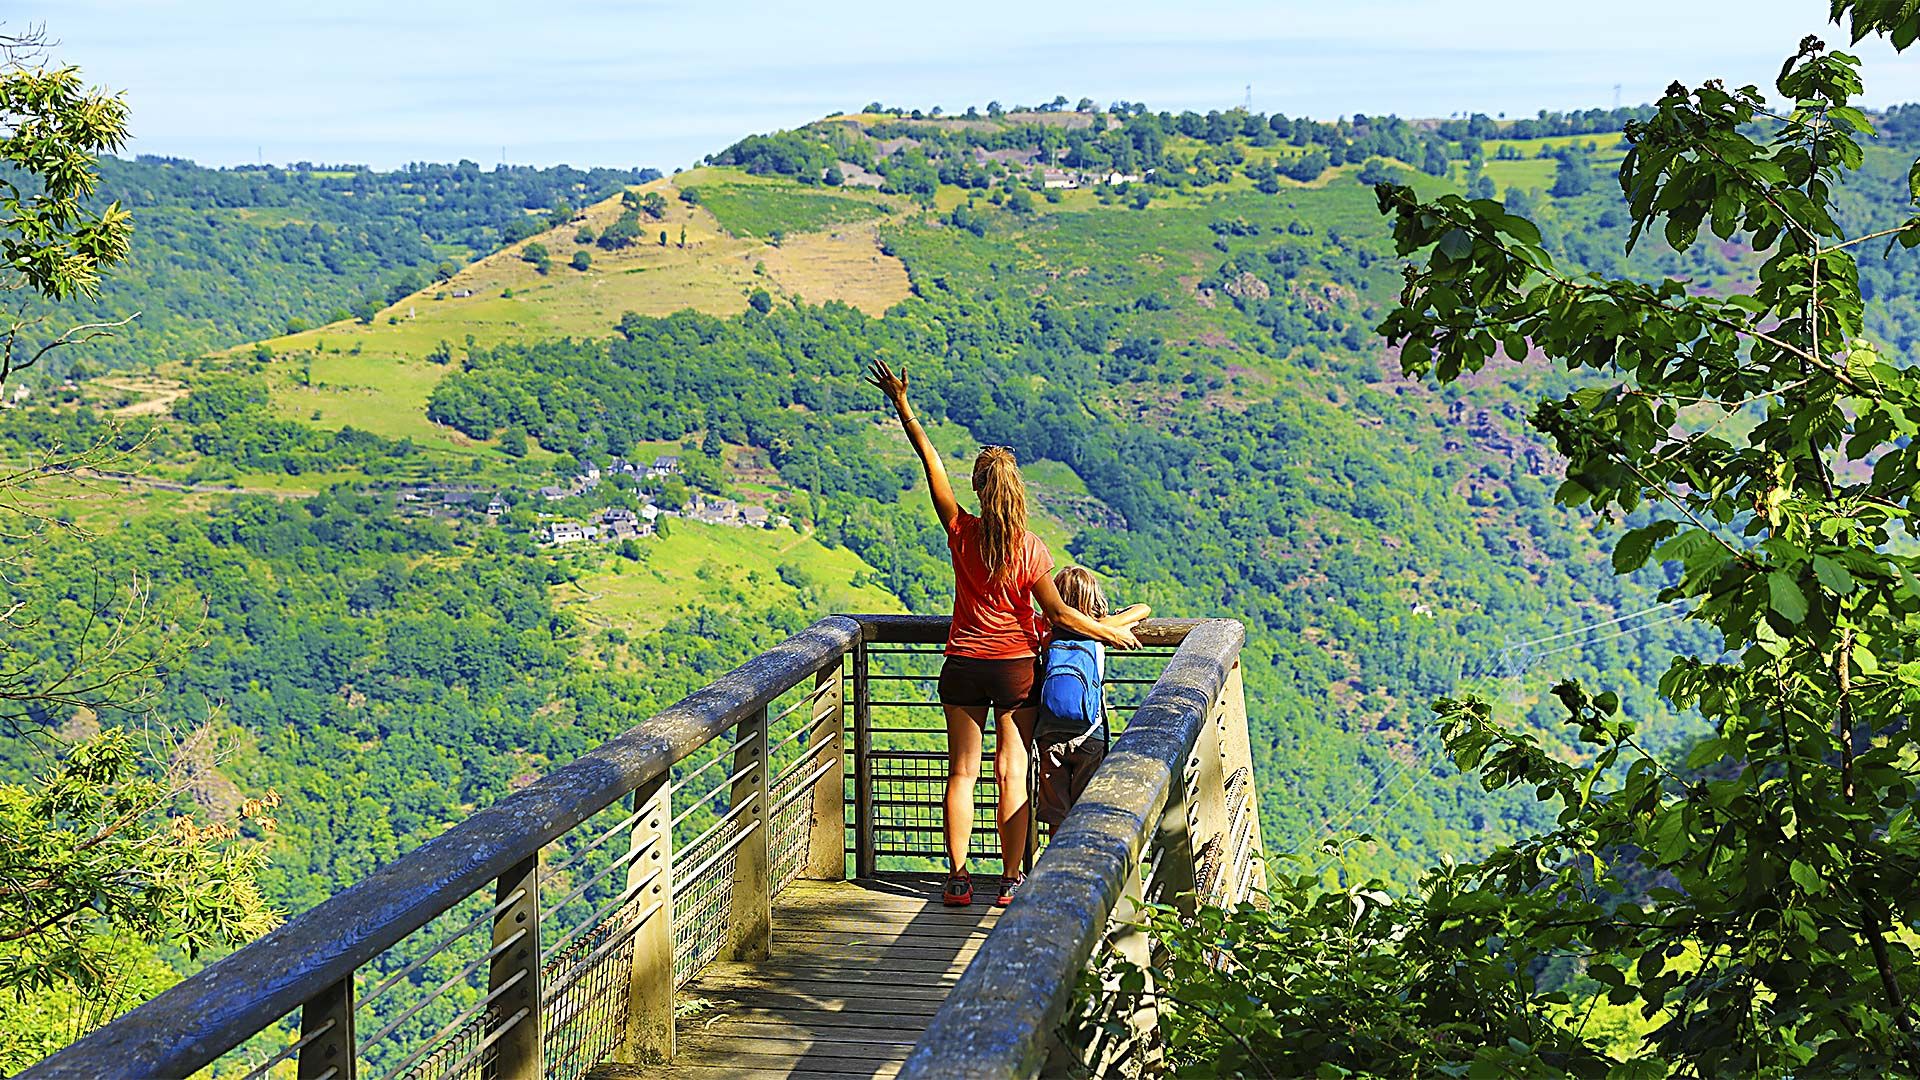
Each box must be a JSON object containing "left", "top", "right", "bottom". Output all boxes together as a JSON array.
[{"left": 1037, "top": 638, "right": 1106, "bottom": 743}]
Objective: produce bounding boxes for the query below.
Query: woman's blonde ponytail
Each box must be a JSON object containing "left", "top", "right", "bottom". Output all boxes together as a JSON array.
[{"left": 972, "top": 447, "right": 1028, "bottom": 582}]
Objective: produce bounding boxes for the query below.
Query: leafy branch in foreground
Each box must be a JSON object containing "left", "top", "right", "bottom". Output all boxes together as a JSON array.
[
  {"left": 1367, "top": 27, "right": 1920, "bottom": 1079},
  {"left": 1088, "top": 11, "right": 1920, "bottom": 1080},
  {"left": 0, "top": 26, "right": 277, "bottom": 1068}
]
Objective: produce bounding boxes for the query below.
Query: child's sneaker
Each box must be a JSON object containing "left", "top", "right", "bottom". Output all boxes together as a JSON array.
[
  {"left": 996, "top": 872, "right": 1025, "bottom": 907},
  {"left": 942, "top": 868, "right": 973, "bottom": 906}
]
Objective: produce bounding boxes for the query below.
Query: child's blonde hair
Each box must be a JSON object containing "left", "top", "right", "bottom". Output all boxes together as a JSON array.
[{"left": 1054, "top": 565, "right": 1109, "bottom": 620}]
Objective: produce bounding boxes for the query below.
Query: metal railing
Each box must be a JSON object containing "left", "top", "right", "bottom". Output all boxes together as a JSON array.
[
  {"left": 846, "top": 614, "right": 1198, "bottom": 875},
  {"left": 21, "top": 614, "right": 1259, "bottom": 1080},
  {"left": 899, "top": 617, "right": 1264, "bottom": 1078}
]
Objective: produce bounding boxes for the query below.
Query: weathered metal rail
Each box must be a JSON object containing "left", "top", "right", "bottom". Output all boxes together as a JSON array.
[
  {"left": 21, "top": 614, "right": 1262, "bottom": 1080},
  {"left": 900, "top": 616, "right": 1264, "bottom": 1079}
]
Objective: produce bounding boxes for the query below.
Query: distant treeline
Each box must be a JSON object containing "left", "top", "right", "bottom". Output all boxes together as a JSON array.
[{"left": 6, "top": 157, "right": 659, "bottom": 373}]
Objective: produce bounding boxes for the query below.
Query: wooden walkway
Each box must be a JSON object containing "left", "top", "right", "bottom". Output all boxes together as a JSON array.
[{"left": 629, "top": 874, "right": 996, "bottom": 1079}]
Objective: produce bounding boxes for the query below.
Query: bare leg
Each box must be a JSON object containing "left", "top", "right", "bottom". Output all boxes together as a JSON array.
[
  {"left": 995, "top": 706, "right": 1038, "bottom": 879},
  {"left": 943, "top": 705, "right": 988, "bottom": 873}
]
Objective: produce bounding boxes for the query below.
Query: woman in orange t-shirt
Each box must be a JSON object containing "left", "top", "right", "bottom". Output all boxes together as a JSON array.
[{"left": 868, "top": 360, "right": 1139, "bottom": 907}]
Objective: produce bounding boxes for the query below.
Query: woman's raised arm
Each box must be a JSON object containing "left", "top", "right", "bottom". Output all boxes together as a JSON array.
[{"left": 866, "top": 359, "right": 961, "bottom": 530}]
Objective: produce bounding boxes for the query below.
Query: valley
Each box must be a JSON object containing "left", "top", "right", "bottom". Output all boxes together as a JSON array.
[{"left": 9, "top": 90, "right": 1920, "bottom": 1069}]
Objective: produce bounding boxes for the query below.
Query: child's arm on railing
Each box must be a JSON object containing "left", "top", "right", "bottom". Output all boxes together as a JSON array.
[
  {"left": 866, "top": 359, "right": 960, "bottom": 530},
  {"left": 1104, "top": 603, "right": 1151, "bottom": 630},
  {"left": 1035, "top": 576, "right": 1140, "bottom": 649}
]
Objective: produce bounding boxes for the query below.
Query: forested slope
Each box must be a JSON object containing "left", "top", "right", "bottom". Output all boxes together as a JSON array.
[
  {"left": 10, "top": 98, "right": 1920, "bottom": 1060},
  {"left": 8, "top": 158, "right": 656, "bottom": 372}
]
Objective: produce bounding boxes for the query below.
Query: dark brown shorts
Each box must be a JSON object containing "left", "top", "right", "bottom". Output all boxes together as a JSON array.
[{"left": 937, "top": 655, "right": 1041, "bottom": 711}]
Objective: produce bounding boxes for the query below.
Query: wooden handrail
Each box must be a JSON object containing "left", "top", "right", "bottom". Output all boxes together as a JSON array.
[
  {"left": 23, "top": 612, "right": 1250, "bottom": 1080},
  {"left": 898, "top": 617, "right": 1250, "bottom": 1078},
  {"left": 23, "top": 616, "right": 863, "bottom": 1080}
]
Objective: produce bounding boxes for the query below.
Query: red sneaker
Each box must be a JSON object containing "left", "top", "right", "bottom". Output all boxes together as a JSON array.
[
  {"left": 942, "top": 869, "right": 973, "bottom": 906},
  {"left": 996, "top": 872, "right": 1025, "bottom": 907}
]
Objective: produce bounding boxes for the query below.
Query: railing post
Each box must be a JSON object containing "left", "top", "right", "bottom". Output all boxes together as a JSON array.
[
  {"left": 1153, "top": 756, "right": 1199, "bottom": 917},
  {"left": 620, "top": 773, "right": 674, "bottom": 1064},
  {"left": 1188, "top": 694, "right": 1230, "bottom": 907},
  {"left": 295, "top": 977, "right": 355, "bottom": 1080},
  {"left": 1216, "top": 659, "right": 1265, "bottom": 902},
  {"left": 724, "top": 705, "right": 771, "bottom": 961},
  {"left": 485, "top": 855, "right": 543, "bottom": 1080},
  {"left": 805, "top": 659, "right": 847, "bottom": 880},
  {"left": 852, "top": 638, "right": 876, "bottom": 880}
]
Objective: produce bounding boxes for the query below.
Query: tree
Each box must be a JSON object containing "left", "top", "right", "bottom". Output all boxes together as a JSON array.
[
  {"left": 597, "top": 210, "right": 641, "bottom": 250},
  {"left": 748, "top": 288, "right": 773, "bottom": 314},
  {"left": 1084, "top": 12, "right": 1920, "bottom": 1078},
  {"left": 1357, "top": 157, "right": 1396, "bottom": 185},
  {"left": 1368, "top": 26, "right": 1920, "bottom": 1074},
  {"left": 825, "top": 163, "right": 844, "bottom": 187},
  {"left": 498, "top": 425, "right": 528, "bottom": 457},
  {"left": 1421, "top": 138, "right": 1451, "bottom": 177},
  {"left": 570, "top": 249, "right": 591, "bottom": 272},
  {"left": 1, "top": 29, "right": 133, "bottom": 384},
  {"left": 1549, "top": 148, "right": 1594, "bottom": 196},
  {"left": 0, "top": 26, "right": 278, "bottom": 1064}
]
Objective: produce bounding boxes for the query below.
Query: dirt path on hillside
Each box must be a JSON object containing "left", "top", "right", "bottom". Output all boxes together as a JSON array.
[
  {"left": 99, "top": 376, "right": 189, "bottom": 416},
  {"left": 73, "top": 468, "right": 309, "bottom": 498}
]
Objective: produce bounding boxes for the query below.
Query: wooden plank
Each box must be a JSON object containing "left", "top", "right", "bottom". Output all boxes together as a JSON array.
[
  {"left": 689, "top": 959, "right": 969, "bottom": 984},
  {"left": 772, "top": 940, "right": 983, "bottom": 965},
  {"left": 683, "top": 999, "right": 944, "bottom": 1022},
  {"left": 698, "top": 991, "right": 952, "bottom": 1014},
  {"left": 775, "top": 914, "right": 990, "bottom": 941},
  {"left": 678, "top": 1033, "right": 914, "bottom": 1063},
  {"left": 659, "top": 1067, "right": 899, "bottom": 1080},
  {"left": 670, "top": 1050, "right": 906, "bottom": 1074},
  {"left": 773, "top": 916, "right": 993, "bottom": 942},
  {"left": 679, "top": 972, "right": 956, "bottom": 999},
  {"left": 677, "top": 1016, "right": 924, "bottom": 1045}
]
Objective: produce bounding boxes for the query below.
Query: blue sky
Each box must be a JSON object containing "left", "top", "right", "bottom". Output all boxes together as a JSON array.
[{"left": 24, "top": 1, "right": 1920, "bottom": 170}]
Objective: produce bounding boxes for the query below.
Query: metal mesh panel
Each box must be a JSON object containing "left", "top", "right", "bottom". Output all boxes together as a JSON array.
[
  {"left": 870, "top": 748, "right": 1000, "bottom": 859},
  {"left": 770, "top": 762, "right": 813, "bottom": 892},
  {"left": 541, "top": 894, "right": 650, "bottom": 1080},
  {"left": 671, "top": 813, "right": 744, "bottom": 986},
  {"left": 397, "top": 1006, "right": 491, "bottom": 1080}
]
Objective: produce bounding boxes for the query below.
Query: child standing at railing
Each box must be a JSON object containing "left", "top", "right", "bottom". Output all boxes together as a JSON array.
[{"left": 1035, "top": 567, "right": 1151, "bottom": 833}]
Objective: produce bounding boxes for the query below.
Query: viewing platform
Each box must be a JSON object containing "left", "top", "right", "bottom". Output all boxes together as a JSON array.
[{"left": 24, "top": 615, "right": 1265, "bottom": 1080}]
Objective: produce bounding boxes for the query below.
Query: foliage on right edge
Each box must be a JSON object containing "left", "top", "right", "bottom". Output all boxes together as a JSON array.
[{"left": 1093, "top": 10, "right": 1920, "bottom": 1078}]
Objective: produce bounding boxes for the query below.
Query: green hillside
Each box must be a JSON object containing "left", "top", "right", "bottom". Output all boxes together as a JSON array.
[{"left": 11, "top": 93, "right": 1920, "bottom": 1067}]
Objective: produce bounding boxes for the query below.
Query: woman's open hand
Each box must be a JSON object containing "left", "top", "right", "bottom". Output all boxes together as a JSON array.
[{"left": 865, "top": 359, "right": 909, "bottom": 405}]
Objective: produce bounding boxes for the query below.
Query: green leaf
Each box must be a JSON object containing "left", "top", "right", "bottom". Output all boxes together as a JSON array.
[
  {"left": 1768, "top": 571, "right": 1809, "bottom": 623},
  {"left": 1685, "top": 737, "right": 1727, "bottom": 770},
  {"left": 1613, "top": 522, "right": 1677, "bottom": 573},
  {"left": 1789, "top": 859, "right": 1825, "bottom": 895},
  {"left": 1496, "top": 213, "right": 1542, "bottom": 246},
  {"left": 1811, "top": 554, "right": 1857, "bottom": 595},
  {"left": 1436, "top": 228, "right": 1472, "bottom": 259}
]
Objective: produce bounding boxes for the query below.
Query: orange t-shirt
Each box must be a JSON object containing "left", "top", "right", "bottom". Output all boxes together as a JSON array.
[{"left": 945, "top": 510, "right": 1054, "bottom": 659}]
